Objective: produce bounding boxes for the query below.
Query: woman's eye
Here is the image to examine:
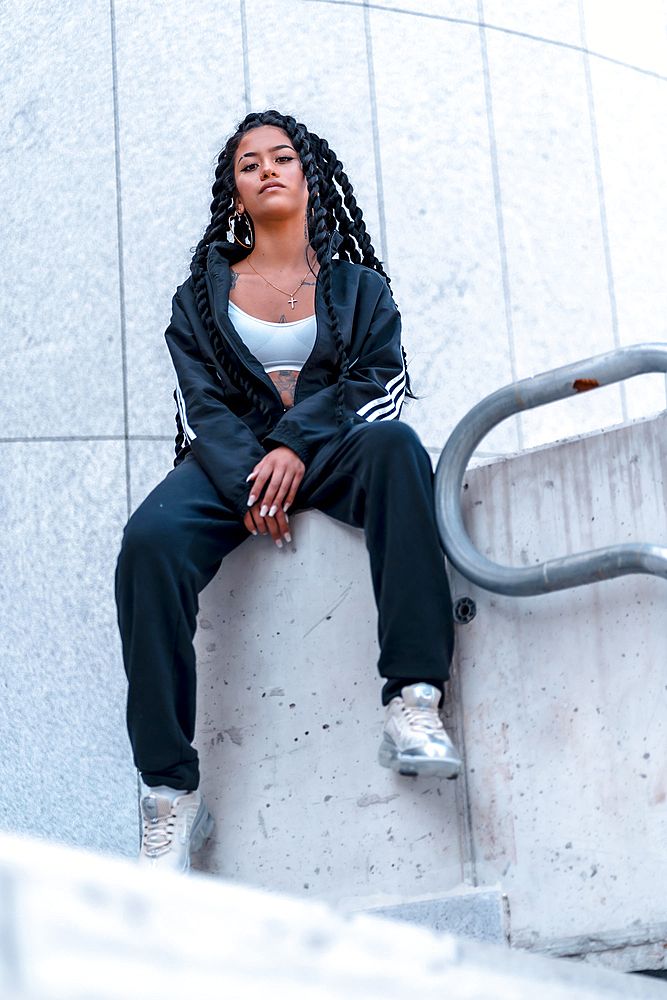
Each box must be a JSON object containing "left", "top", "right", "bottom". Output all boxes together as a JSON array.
[
  {"left": 276, "top": 156, "right": 294, "bottom": 163},
  {"left": 241, "top": 163, "right": 258, "bottom": 172}
]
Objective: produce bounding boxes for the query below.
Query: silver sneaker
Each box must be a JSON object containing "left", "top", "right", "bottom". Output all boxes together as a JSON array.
[
  {"left": 139, "top": 789, "right": 214, "bottom": 873},
  {"left": 378, "top": 682, "right": 462, "bottom": 778}
]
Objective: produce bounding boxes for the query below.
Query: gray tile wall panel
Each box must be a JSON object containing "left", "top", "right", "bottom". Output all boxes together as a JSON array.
[
  {"left": 0, "top": 442, "right": 136, "bottom": 855},
  {"left": 371, "top": 11, "right": 518, "bottom": 458},
  {"left": 377, "top": 0, "right": 476, "bottom": 17},
  {"left": 0, "top": 0, "right": 124, "bottom": 438},
  {"left": 482, "top": 0, "right": 582, "bottom": 47},
  {"left": 113, "top": 0, "right": 247, "bottom": 439},
  {"left": 483, "top": 29, "right": 624, "bottom": 449},
  {"left": 582, "top": 0, "right": 667, "bottom": 77},
  {"left": 589, "top": 59, "right": 667, "bottom": 422},
  {"left": 246, "top": 0, "right": 382, "bottom": 250}
]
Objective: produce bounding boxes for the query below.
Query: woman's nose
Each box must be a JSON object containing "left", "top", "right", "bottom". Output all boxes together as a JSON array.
[{"left": 260, "top": 164, "right": 278, "bottom": 180}]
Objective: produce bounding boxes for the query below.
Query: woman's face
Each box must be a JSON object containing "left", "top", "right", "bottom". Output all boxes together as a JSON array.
[{"left": 233, "top": 125, "right": 308, "bottom": 226}]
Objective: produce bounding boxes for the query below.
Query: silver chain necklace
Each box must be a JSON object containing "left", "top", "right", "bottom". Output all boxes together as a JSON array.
[{"left": 246, "top": 258, "right": 311, "bottom": 309}]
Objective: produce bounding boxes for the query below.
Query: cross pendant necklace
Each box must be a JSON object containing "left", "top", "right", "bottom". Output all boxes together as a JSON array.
[{"left": 246, "top": 258, "right": 310, "bottom": 310}]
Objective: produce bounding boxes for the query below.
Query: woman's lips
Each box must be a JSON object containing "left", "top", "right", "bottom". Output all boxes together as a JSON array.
[{"left": 260, "top": 182, "right": 285, "bottom": 193}]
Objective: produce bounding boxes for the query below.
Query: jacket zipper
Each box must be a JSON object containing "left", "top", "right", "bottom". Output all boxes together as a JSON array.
[
  {"left": 292, "top": 267, "right": 322, "bottom": 407},
  {"left": 213, "top": 255, "right": 324, "bottom": 414}
]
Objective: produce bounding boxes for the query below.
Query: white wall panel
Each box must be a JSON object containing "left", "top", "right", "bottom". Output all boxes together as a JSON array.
[
  {"left": 0, "top": 441, "right": 135, "bottom": 855},
  {"left": 588, "top": 59, "right": 667, "bottom": 422},
  {"left": 583, "top": 0, "right": 667, "bottom": 77},
  {"left": 114, "top": 0, "right": 247, "bottom": 439},
  {"left": 371, "top": 10, "right": 518, "bottom": 458},
  {"left": 246, "top": 0, "right": 381, "bottom": 250},
  {"left": 485, "top": 29, "right": 625, "bottom": 448},
  {"left": 0, "top": 0, "right": 123, "bottom": 438},
  {"left": 481, "top": 0, "right": 582, "bottom": 47}
]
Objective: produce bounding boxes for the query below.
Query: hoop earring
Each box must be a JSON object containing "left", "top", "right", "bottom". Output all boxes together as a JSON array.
[{"left": 228, "top": 210, "right": 254, "bottom": 249}]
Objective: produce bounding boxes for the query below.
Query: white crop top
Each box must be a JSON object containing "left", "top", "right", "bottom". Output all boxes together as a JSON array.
[{"left": 228, "top": 300, "right": 317, "bottom": 373}]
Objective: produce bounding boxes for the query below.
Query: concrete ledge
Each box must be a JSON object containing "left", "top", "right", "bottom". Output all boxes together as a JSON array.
[
  {"left": 367, "top": 885, "right": 509, "bottom": 945},
  {"left": 193, "top": 509, "right": 463, "bottom": 907},
  {"left": 0, "top": 833, "right": 665, "bottom": 999}
]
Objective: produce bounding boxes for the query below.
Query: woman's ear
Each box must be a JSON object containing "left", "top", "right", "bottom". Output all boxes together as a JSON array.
[{"left": 235, "top": 199, "right": 245, "bottom": 215}]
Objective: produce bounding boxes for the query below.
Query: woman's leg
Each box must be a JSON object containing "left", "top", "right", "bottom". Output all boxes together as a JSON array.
[
  {"left": 115, "top": 454, "right": 249, "bottom": 791},
  {"left": 298, "top": 421, "right": 460, "bottom": 777},
  {"left": 299, "top": 421, "right": 455, "bottom": 703}
]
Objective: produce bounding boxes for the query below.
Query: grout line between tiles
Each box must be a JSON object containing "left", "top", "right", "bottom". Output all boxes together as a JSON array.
[
  {"left": 0, "top": 436, "right": 173, "bottom": 444},
  {"left": 363, "top": 0, "right": 389, "bottom": 274},
  {"left": 578, "top": 0, "right": 628, "bottom": 423},
  {"left": 240, "top": 0, "right": 252, "bottom": 113},
  {"left": 477, "top": 0, "right": 523, "bottom": 451},
  {"left": 109, "top": 0, "right": 133, "bottom": 518}
]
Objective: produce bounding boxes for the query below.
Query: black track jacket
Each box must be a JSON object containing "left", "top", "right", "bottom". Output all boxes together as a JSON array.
[{"left": 165, "top": 239, "right": 406, "bottom": 517}]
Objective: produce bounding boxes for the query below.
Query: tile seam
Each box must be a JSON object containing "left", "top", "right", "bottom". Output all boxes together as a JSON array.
[
  {"left": 109, "top": 0, "right": 132, "bottom": 518},
  {"left": 240, "top": 0, "right": 252, "bottom": 113},
  {"left": 477, "top": 0, "right": 523, "bottom": 451},
  {"left": 363, "top": 0, "right": 389, "bottom": 273},
  {"left": 304, "top": 0, "right": 667, "bottom": 84},
  {"left": 578, "top": 0, "right": 628, "bottom": 422},
  {"left": 0, "top": 436, "right": 173, "bottom": 443}
]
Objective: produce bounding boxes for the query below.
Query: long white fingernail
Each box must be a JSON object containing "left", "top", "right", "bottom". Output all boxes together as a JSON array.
[
  {"left": 283, "top": 502, "right": 291, "bottom": 512},
  {"left": 275, "top": 539, "right": 283, "bottom": 549},
  {"left": 285, "top": 513, "right": 290, "bottom": 523},
  {"left": 284, "top": 532, "right": 291, "bottom": 543},
  {"left": 245, "top": 473, "right": 253, "bottom": 482},
  {"left": 247, "top": 495, "right": 256, "bottom": 506},
  {"left": 260, "top": 505, "right": 269, "bottom": 517},
  {"left": 250, "top": 529, "right": 257, "bottom": 536},
  {"left": 269, "top": 505, "right": 277, "bottom": 517}
]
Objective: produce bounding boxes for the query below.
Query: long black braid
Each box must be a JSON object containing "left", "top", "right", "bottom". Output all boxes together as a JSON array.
[{"left": 174, "top": 110, "right": 413, "bottom": 457}]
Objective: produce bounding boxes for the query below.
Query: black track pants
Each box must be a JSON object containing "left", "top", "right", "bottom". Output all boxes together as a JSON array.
[{"left": 115, "top": 421, "right": 455, "bottom": 790}]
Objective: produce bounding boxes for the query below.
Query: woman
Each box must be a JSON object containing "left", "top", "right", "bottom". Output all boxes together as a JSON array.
[{"left": 115, "top": 111, "right": 461, "bottom": 873}]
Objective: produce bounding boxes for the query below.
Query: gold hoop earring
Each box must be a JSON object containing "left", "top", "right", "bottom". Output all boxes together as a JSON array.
[{"left": 228, "top": 209, "right": 253, "bottom": 249}]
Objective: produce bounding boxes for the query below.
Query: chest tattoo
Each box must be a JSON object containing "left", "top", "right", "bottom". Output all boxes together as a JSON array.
[
  {"left": 230, "top": 270, "right": 239, "bottom": 289},
  {"left": 269, "top": 369, "right": 299, "bottom": 408}
]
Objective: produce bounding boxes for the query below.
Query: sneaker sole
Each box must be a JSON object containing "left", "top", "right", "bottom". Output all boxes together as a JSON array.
[
  {"left": 378, "top": 745, "right": 461, "bottom": 779},
  {"left": 190, "top": 804, "right": 215, "bottom": 854}
]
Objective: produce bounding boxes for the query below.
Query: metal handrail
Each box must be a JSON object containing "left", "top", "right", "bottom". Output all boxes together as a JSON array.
[{"left": 434, "top": 344, "right": 667, "bottom": 596}]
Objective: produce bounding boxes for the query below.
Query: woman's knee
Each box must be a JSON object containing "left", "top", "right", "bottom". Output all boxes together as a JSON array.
[
  {"left": 118, "top": 502, "right": 185, "bottom": 571},
  {"left": 355, "top": 419, "right": 426, "bottom": 463}
]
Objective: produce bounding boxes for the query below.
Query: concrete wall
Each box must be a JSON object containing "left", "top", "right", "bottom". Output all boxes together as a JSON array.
[
  {"left": 1, "top": 0, "right": 666, "bottom": 858},
  {"left": 193, "top": 412, "right": 667, "bottom": 971}
]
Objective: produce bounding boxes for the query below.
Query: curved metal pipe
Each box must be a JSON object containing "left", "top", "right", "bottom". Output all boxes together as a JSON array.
[{"left": 434, "top": 344, "right": 667, "bottom": 596}]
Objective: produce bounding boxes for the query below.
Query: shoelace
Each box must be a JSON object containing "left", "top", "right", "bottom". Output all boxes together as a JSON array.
[
  {"left": 143, "top": 803, "right": 198, "bottom": 858},
  {"left": 142, "top": 812, "right": 176, "bottom": 858},
  {"left": 400, "top": 703, "right": 444, "bottom": 735}
]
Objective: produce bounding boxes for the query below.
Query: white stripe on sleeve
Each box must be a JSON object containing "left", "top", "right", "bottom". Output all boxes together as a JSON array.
[
  {"left": 356, "top": 368, "right": 406, "bottom": 419},
  {"left": 175, "top": 380, "right": 197, "bottom": 442},
  {"left": 365, "top": 373, "right": 406, "bottom": 422}
]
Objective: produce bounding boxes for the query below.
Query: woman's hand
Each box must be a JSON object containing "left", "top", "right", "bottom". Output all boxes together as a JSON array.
[{"left": 242, "top": 446, "right": 305, "bottom": 547}]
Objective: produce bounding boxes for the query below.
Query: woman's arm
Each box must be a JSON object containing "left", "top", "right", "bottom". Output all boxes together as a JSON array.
[
  {"left": 165, "top": 292, "right": 268, "bottom": 517},
  {"left": 263, "top": 277, "right": 405, "bottom": 464}
]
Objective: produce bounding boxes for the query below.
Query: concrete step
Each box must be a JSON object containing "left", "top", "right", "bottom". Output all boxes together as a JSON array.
[
  {"left": 1, "top": 832, "right": 665, "bottom": 999},
  {"left": 364, "top": 884, "right": 509, "bottom": 945}
]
